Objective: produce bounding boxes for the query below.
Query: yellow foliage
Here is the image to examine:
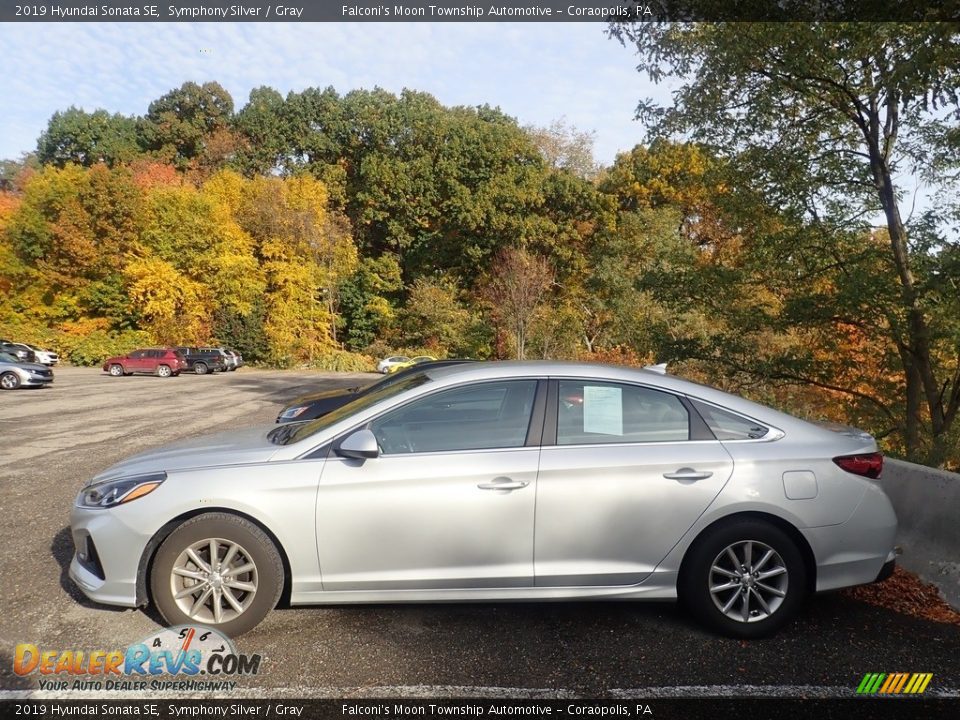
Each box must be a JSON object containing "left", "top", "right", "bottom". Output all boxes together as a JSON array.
[{"left": 123, "top": 255, "right": 210, "bottom": 343}]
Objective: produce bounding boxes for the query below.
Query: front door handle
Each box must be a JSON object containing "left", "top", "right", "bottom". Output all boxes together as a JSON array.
[
  {"left": 663, "top": 468, "right": 714, "bottom": 481},
  {"left": 477, "top": 477, "right": 529, "bottom": 491}
]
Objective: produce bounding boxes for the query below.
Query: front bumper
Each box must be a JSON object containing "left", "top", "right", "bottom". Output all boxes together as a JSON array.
[
  {"left": 22, "top": 372, "right": 53, "bottom": 387},
  {"left": 69, "top": 504, "right": 151, "bottom": 607}
]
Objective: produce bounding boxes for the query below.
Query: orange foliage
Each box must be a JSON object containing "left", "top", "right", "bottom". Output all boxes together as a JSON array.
[
  {"left": 128, "top": 160, "right": 182, "bottom": 191},
  {"left": 578, "top": 345, "right": 655, "bottom": 368}
]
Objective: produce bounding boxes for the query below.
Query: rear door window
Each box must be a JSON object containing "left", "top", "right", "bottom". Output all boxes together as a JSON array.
[{"left": 557, "top": 381, "right": 690, "bottom": 445}]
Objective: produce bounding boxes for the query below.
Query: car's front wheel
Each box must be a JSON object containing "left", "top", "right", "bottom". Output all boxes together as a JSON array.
[
  {"left": 108, "top": 364, "right": 124, "bottom": 377},
  {"left": 0, "top": 371, "right": 21, "bottom": 390},
  {"left": 194, "top": 362, "right": 208, "bottom": 375},
  {"left": 151, "top": 513, "right": 284, "bottom": 637},
  {"left": 680, "top": 519, "right": 807, "bottom": 639}
]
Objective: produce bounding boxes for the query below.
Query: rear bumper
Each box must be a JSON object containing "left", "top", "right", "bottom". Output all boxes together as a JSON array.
[
  {"left": 874, "top": 555, "right": 896, "bottom": 583},
  {"left": 803, "top": 482, "right": 898, "bottom": 592}
]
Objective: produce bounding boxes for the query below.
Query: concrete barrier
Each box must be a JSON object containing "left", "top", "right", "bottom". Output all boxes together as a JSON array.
[{"left": 876, "top": 458, "right": 960, "bottom": 608}]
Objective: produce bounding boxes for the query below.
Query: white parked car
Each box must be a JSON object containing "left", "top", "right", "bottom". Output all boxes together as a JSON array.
[
  {"left": 376, "top": 355, "right": 410, "bottom": 374},
  {"left": 25, "top": 343, "right": 59, "bottom": 366}
]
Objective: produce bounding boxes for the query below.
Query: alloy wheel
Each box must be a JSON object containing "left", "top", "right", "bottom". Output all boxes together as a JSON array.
[
  {"left": 708, "top": 540, "right": 788, "bottom": 623},
  {"left": 169, "top": 537, "right": 259, "bottom": 625}
]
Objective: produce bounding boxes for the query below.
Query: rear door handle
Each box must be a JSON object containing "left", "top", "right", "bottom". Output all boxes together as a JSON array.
[
  {"left": 663, "top": 468, "right": 713, "bottom": 481},
  {"left": 477, "top": 477, "right": 529, "bottom": 491}
]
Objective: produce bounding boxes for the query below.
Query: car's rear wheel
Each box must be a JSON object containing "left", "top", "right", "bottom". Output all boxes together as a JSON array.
[
  {"left": 680, "top": 519, "right": 807, "bottom": 639},
  {"left": 194, "top": 362, "right": 208, "bottom": 375},
  {"left": 0, "top": 372, "right": 21, "bottom": 390},
  {"left": 156, "top": 364, "right": 172, "bottom": 377},
  {"left": 108, "top": 364, "right": 124, "bottom": 377},
  {"left": 151, "top": 513, "right": 284, "bottom": 637}
]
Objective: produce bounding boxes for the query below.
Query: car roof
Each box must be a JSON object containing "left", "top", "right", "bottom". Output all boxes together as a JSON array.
[{"left": 419, "top": 361, "right": 807, "bottom": 430}]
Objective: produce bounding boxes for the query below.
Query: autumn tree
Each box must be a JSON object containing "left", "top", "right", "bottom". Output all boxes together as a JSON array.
[
  {"left": 480, "top": 247, "right": 554, "bottom": 360},
  {"left": 525, "top": 117, "right": 600, "bottom": 179},
  {"left": 400, "top": 276, "right": 472, "bottom": 355},
  {"left": 610, "top": 21, "right": 960, "bottom": 463}
]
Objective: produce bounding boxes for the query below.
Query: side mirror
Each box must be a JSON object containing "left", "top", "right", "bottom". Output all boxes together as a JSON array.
[{"left": 336, "top": 429, "right": 380, "bottom": 460}]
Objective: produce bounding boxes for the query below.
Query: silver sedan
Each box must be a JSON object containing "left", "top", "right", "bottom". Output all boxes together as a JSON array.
[
  {"left": 0, "top": 351, "right": 54, "bottom": 389},
  {"left": 69, "top": 362, "right": 897, "bottom": 638}
]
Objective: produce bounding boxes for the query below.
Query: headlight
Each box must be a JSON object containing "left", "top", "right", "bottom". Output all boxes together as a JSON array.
[
  {"left": 77, "top": 472, "right": 166, "bottom": 508},
  {"left": 280, "top": 405, "right": 309, "bottom": 420}
]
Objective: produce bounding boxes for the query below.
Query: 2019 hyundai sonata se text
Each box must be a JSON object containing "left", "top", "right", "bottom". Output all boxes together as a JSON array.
[{"left": 69, "top": 362, "right": 897, "bottom": 638}]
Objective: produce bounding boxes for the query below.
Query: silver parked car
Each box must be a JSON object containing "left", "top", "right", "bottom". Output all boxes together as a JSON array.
[
  {"left": 0, "top": 351, "right": 55, "bottom": 389},
  {"left": 69, "top": 362, "right": 897, "bottom": 638},
  {"left": 376, "top": 355, "right": 410, "bottom": 374}
]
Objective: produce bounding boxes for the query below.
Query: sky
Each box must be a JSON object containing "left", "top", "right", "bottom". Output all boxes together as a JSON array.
[{"left": 0, "top": 22, "right": 670, "bottom": 167}]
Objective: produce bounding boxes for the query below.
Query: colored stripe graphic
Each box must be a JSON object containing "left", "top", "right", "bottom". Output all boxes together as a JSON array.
[{"left": 858, "top": 673, "right": 932, "bottom": 694}]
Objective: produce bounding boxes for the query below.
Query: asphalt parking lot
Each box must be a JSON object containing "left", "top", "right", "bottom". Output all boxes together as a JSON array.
[{"left": 1, "top": 366, "right": 958, "bottom": 700}]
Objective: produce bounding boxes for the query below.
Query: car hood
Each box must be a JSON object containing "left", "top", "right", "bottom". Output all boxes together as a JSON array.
[{"left": 92, "top": 424, "right": 281, "bottom": 482}]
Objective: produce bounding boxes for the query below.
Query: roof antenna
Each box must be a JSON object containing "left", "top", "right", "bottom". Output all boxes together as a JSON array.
[{"left": 643, "top": 362, "right": 668, "bottom": 375}]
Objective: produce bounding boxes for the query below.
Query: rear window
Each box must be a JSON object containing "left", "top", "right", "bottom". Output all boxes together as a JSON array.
[{"left": 691, "top": 400, "right": 769, "bottom": 440}]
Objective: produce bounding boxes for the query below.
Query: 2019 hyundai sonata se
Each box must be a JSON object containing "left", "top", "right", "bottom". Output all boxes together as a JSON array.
[{"left": 69, "top": 362, "right": 897, "bottom": 638}]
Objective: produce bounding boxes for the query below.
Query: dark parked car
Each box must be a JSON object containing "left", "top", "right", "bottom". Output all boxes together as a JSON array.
[
  {"left": 175, "top": 347, "right": 229, "bottom": 375},
  {"left": 102, "top": 348, "right": 186, "bottom": 377},
  {"left": 0, "top": 340, "right": 37, "bottom": 364},
  {"left": 276, "top": 359, "right": 473, "bottom": 423}
]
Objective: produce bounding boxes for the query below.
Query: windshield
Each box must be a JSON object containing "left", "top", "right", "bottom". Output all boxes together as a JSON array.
[
  {"left": 269, "top": 371, "right": 433, "bottom": 446},
  {"left": 0, "top": 352, "right": 19, "bottom": 363}
]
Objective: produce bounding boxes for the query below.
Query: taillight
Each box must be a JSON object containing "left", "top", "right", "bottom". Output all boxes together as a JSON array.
[{"left": 833, "top": 453, "right": 883, "bottom": 479}]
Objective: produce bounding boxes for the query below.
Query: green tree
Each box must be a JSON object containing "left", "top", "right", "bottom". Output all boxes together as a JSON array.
[
  {"left": 141, "top": 81, "right": 234, "bottom": 169},
  {"left": 400, "top": 276, "right": 472, "bottom": 355},
  {"left": 611, "top": 21, "right": 960, "bottom": 462},
  {"left": 37, "top": 108, "right": 139, "bottom": 168},
  {"left": 337, "top": 254, "right": 403, "bottom": 351}
]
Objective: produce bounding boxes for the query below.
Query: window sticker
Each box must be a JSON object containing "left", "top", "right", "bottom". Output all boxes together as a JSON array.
[{"left": 582, "top": 385, "right": 623, "bottom": 436}]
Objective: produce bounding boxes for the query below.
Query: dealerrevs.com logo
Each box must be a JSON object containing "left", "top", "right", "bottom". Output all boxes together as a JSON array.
[{"left": 13, "top": 625, "right": 261, "bottom": 691}]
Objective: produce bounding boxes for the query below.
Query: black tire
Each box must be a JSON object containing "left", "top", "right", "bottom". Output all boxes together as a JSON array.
[
  {"left": 108, "top": 364, "right": 124, "bottom": 377},
  {"left": 150, "top": 512, "right": 284, "bottom": 637},
  {"left": 156, "top": 364, "right": 172, "bottom": 378},
  {"left": 194, "top": 362, "right": 208, "bottom": 375},
  {"left": 679, "top": 519, "right": 807, "bottom": 639},
  {"left": 0, "top": 371, "right": 21, "bottom": 390}
]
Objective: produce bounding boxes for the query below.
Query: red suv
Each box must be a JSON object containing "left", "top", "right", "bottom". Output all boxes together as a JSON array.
[{"left": 102, "top": 348, "right": 186, "bottom": 377}]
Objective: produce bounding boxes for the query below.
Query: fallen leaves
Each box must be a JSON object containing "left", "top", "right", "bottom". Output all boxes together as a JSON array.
[{"left": 842, "top": 566, "right": 960, "bottom": 626}]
